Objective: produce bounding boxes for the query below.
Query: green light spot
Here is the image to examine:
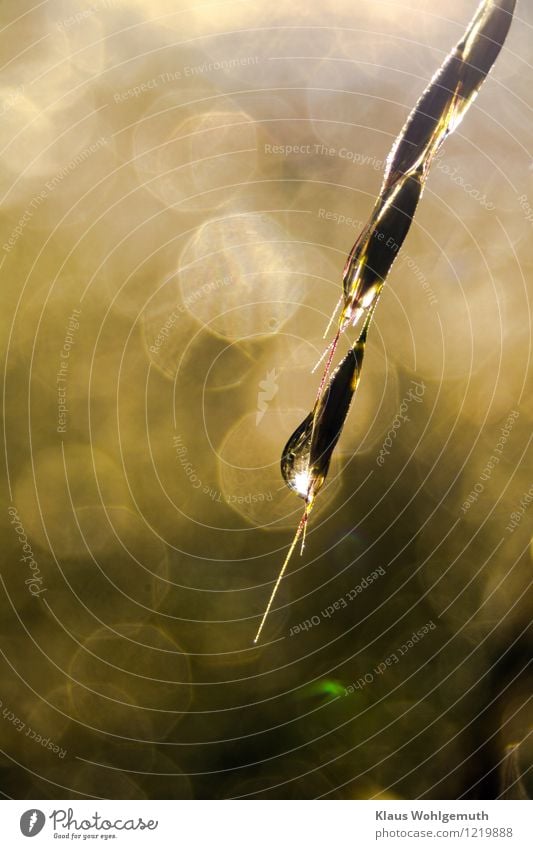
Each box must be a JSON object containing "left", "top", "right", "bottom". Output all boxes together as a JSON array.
[{"left": 305, "top": 680, "right": 345, "bottom": 700}]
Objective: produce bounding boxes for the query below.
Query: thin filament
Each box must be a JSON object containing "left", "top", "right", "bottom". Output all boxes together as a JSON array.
[
  {"left": 253, "top": 507, "right": 309, "bottom": 645},
  {"left": 322, "top": 295, "right": 343, "bottom": 339},
  {"left": 312, "top": 328, "right": 341, "bottom": 401}
]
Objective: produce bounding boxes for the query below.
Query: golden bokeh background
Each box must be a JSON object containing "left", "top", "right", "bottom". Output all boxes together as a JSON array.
[{"left": 0, "top": 0, "right": 531, "bottom": 799}]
